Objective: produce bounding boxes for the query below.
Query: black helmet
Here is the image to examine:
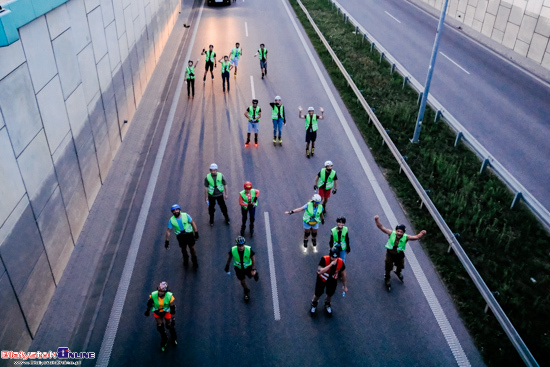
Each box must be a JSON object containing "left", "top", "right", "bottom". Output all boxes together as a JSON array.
[
  {"left": 235, "top": 236, "right": 246, "bottom": 245},
  {"left": 330, "top": 247, "right": 340, "bottom": 258},
  {"left": 395, "top": 224, "right": 406, "bottom": 231},
  {"left": 252, "top": 99, "right": 258, "bottom": 104},
  {"left": 336, "top": 216, "right": 346, "bottom": 224}
]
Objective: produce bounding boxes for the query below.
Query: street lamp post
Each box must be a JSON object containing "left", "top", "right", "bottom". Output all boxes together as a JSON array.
[{"left": 411, "top": 0, "right": 450, "bottom": 143}]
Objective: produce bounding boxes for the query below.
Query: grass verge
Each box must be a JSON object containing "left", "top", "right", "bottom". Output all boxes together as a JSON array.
[{"left": 289, "top": 0, "right": 550, "bottom": 364}]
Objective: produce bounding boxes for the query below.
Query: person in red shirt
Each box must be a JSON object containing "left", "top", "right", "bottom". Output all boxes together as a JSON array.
[
  {"left": 239, "top": 181, "right": 260, "bottom": 237},
  {"left": 310, "top": 248, "right": 348, "bottom": 316}
]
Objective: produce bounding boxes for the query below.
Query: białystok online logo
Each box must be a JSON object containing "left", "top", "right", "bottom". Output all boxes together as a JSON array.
[{"left": 1, "top": 348, "right": 95, "bottom": 360}]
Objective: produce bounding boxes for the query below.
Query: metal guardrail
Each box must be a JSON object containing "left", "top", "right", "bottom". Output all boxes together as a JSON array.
[
  {"left": 330, "top": 0, "right": 550, "bottom": 230},
  {"left": 295, "top": 0, "right": 539, "bottom": 365}
]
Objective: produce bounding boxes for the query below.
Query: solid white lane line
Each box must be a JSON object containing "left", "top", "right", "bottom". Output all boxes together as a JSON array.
[
  {"left": 283, "top": 1, "right": 470, "bottom": 365},
  {"left": 245, "top": 21, "right": 249, "bottom": 37},
  {"left": 440, "top": 52, "right": 470, "bottom": 74},
  {"left": 95, "top": 2, "right": 206, "bottom": 366},
  {"left": 384, "top": 11, "right": 401, "bottom": 23},
  {"left": 250, "top": 75, "right": 255, "bottom": 99},
  {"left": 264, "top": 212, "right": 281, "bottom": 321}
]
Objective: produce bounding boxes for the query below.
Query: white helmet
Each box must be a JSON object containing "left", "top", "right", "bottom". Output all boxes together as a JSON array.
[
  {"left": 275, "top": 95, "right": 281, "bottom": 100},
  {"left": 324, "top": 160, "right": 333, "bottom": 167},
  {"left": 312, "top": 194, "right": 322, "bottom": 203},
  {"left": 209, "top": 163, "right": 218, "bottom": 170},
  {"left": 308, "top": 107, "right": 314, "bottom": 111}
]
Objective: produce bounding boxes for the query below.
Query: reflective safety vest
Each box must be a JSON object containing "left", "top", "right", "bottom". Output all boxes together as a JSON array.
[
  {"left": 186, "top": 66, "right": 195, "bottom": 79},
  {"left": 170, "top": 214, "right": 192, "bottom": 235},
  {"left": 151, "top": 290, "right": 172, "bottom": 312},
  {"left": 240, "top": 189, "right": 257, "bottom": 209},
  {"left": 385, "top": 231, "right": 408, "bottom": 253},
  {"left": 205, "top": 50, "right": 216, "bottom": 62},
  {"left": 271, "top": 104, "right": 284, "bottom": 120},
  {"left": 221, "top": 60, "right": 230, "bottom": 73},
  {"left": 318, "top": 168, "right": 336, "bottom": 189},
  {"left": 232, "top": 245, "right": 252, "bottom": 269},
  {"left": 248, "top": 106, "right": 260, "bottom": 122},
  {"left": 231, "top": 47, "right": 242, "bottom": 59},
  {"left": 331, "top": 226, "right": 348, "bottom": 251},
  {"left": 318, "top": 256, "right": 343, "bottom": 282},
  {"left": 305, "top": 114, "right": 318, "bottom": 132},
  {"left": 258, "top": 48, "right": 267, "bottom": 60},
  {"left": 303, "top": 202, "right": 323, "bottom": 224},
  {"left": 207, "top": 173, "right": 224, "bottom": 195}
]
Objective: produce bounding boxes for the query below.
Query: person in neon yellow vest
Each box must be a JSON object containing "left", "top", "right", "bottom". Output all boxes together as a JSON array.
[
  {"left": 285, "top": 194, "right": 325, "bottom": 249},
  {"left": 269, "top": 96, "right": 286, "bottom": 145},
  {"left": 244, "top": 99, "right": 261, "bottom": 147},
  {"left": 298, "top": 106, "right": 324, "bottom": 158},
  {"left": 185, "top": 58, "right": 199, "bottom": 98},
  {"left": 201, "top": 45, "right": 217, "bottom": 82},
  {"left": 224, "top": 236, "right": 259, "bottom": 302},
  {"left": 217, "top": 55, "right": 233, "bottom": 92},
  {"left": 165, "top": 204, "right": 199, "bottom": 268},
  {"left": 144, "top": 282, "right": 177, "bottom": 351},
  {"left": 310, "top": 248, "right": 348, "bottom": 316},
  {"left": 314, "top": 160, "right": 338, "bottom": 213},
  {"left": 204, "top": 163, "right": 230, "bottom": 226},
  {"left": 254, "top": 43, "right": 268, "bottom": 79},
  {"left": 374, "top": 215, "right": 426, "bottom": 290},
  {"left": 239, "top": 181, "right": 260, "bottom": 237},
  {"left": 229, "top": 42, "right": 242, "bottom": 77},
  {"left": 329, "top": 217, "right": 350, "bottom": 263}
]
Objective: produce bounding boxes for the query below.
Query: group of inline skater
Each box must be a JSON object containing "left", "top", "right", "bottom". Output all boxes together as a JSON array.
[{"left": 144, "top": 39, "right": 427, "bottom": 352}]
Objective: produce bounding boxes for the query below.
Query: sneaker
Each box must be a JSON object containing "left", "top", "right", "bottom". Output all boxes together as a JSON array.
[
  {"left": 395, "top": 271, "right": 404, "bottom": 282},
  {"left": 245, "top": 139, "right": 250, "bottom": 148},
  {"left": 273, "top": 137, "right": 277, "bottom": 143},
  {"left": 310, "top": 303, "right": 317, "bottom": 314},
  {"left": 311, "top": 147, "right": 315, "bottom": 156},
  {"left": 312, "top": 240, "right": 317, "bottom": 247},
  {"left": 303, "top": 240, "right": 308, "bottom": 248},
  {"left": 325, "top": 302, "right": 332, "bottom": 315},
  {"left": 306, "top": 149, "right": 310, "bottom": 159},
  {"left": 212, "top": 77, "right": 215, "bottom": 81},
  {"left": 278, "top": 137, "right": 282, "bottom": 144},
  {"left": 203, "top": 80, "right": 206, "bottom": 84},
  {"left": 244, "top": 289, "right": 250, "bottom": 302},
  {"left": 254, "top": 142, "right": 258, "bottom": 147},
  {"left": 261, "top": 74, "right": 264, "bottom": 79}
]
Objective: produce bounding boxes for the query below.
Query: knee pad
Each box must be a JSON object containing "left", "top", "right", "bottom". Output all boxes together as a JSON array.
[
  {"left": 304, "top": 231, "right": 311, "bottom": 238},
  {"left": 311, "top": 232, "right": 317, "bottom": 238}
]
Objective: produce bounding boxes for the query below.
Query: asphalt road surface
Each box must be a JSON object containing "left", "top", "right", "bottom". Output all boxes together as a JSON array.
[
  {"left": 30, "top": 0, "right": 487, "bottom": 366},
  {"left": 337, "top": 0, "right": 550, "bottom": 211}
]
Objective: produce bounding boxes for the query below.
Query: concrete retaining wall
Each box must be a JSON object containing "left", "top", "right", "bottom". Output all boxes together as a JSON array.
[
  {"left": 0, "top": 0, "right": 180, "bottom": 350},
  {"left": 423, "top": 0, "right": 550, "bottom": 70}
]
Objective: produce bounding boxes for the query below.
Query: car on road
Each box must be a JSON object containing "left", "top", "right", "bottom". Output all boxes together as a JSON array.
[{"left": 208, "top": 0, "right": 231, "bottom": 5}]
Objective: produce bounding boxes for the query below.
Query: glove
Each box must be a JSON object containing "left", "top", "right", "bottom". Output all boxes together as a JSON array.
[
  {"left": 332, "top": 189, "right": 337, "bottom": 194},
  {"left": 194, "top": 232, "right": 199, "bottom": 240},
  {"left": 313, "top": 185, "right": 318, "bottom": 191},
  {"left": 165, "top": 240, "right": 169, "bottom": 249},
  {"left": 253, "top": 197, "right": 258, "bottom": 204},
  {"left": 224, "top": 265, "right": 230, "bottom": 273},
  {"left": 144, "top": 310, "right": 150, "bottom": 317}
]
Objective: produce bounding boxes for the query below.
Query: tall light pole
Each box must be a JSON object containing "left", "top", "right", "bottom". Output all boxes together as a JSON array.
[{"left": 411, "top": 0, "right": 450, "bottom": 143}]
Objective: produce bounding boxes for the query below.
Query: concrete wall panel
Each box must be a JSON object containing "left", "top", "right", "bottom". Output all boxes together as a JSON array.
[
  {"left": 88, "top": 7, "right": 108, "bottom": 63},
  {"left": 0, "top": 108, "right": 4, "bottom": 130},
  {"left": 518, "top": 14, "right": 538, "bottom": 42},
  {"left": 105, "top": 21, "right": 121, "bottom": 71},
  {"left": 0, "top": 128, "right": 26, "bottom": 228},
  {"left": 526, "top": 0, "right": 544, "bottom": 16},
  {"left": 17, "top": 131, "right": 58, "bottom": 216},
  {"left": 97, "top": 55, "right": 114, "bottom": 99},
  {"left": 87, "top": 93, "right": 112, "bottom": 180},
  {"left": 101, "top": 0, "right": 115, "bottom": 26},
  {"left": 528, "top": 32, "right": 550, "bottom": 61},
  {"left": 19, "top": 16, "right": 57, "bottom": 93},
  {"left": 535, "top": 6, "right": 550, "bottom": 36},
  {"left": 487, "top": 0, "right": 500, "bottom": 14},
  {"left": 495, "top": 5, "right": 512, "bottom": 31},
  {"left": 67, "top": 0, "right": 91, "bottom": 53},
  {"left": 0, "top": 64, "right": 43, "bottom": 157},
  {"left": 77, "top": 43, "right": 101, "bottom": 105},
  {"left": 112, "top": 0, "right": 126, "bottom": 38},
  {"left": 514, "top": 38, "right": 530, "bottom": 54},
  {"left": 52, "top": 29, "right": 82, "bottom": 100},
  {"left": 36, "top": 187, "right": 74, "bottom": 284},
  {"left": 0, "top": 265, "right": 32, "bottom": 351},
  {"left": 0, "top": 40, "right": 26, "bottom": 81},
  {"left": 104, "top": 95, "right": 121, "bottom": 156},
  {"left": 124, "top": 6, "right": 135, "bottom": 47},
  {"left": 84, "top": 0, "right": 100, "bottom": 13},
  {"left": 18, "top": 251, "right": 56, "bottom": 336},
  {"left": 112, "top": 66, "right": 128, "bottom": 129},
  {"left": 503, "top": 22, "right": 521, "bottom": 47},
  {"left": 46, "top": 4, "right": 70, "bottom": 40},
  {"left": 52, "top": 133, "right": 89, "bottom": 240},
  {"left": 36, "top": 76, "right": 71, "bottom": 154}
]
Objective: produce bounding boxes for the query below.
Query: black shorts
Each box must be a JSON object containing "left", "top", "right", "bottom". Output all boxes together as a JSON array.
[
  {"left": 305, "top": 130, "right": 317, "bottom": 143},
  {"left": 235, "top": 266, "right": 253, "bottom": 280},
  {"left": 176, "top": 232, "right": 195, "bottom": 248},
  {"left": 314, "top": 277, "right": 337, "bottom": 297},
  {"left": 205, "top": 61, "right": 214, "bottom": 72}
]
